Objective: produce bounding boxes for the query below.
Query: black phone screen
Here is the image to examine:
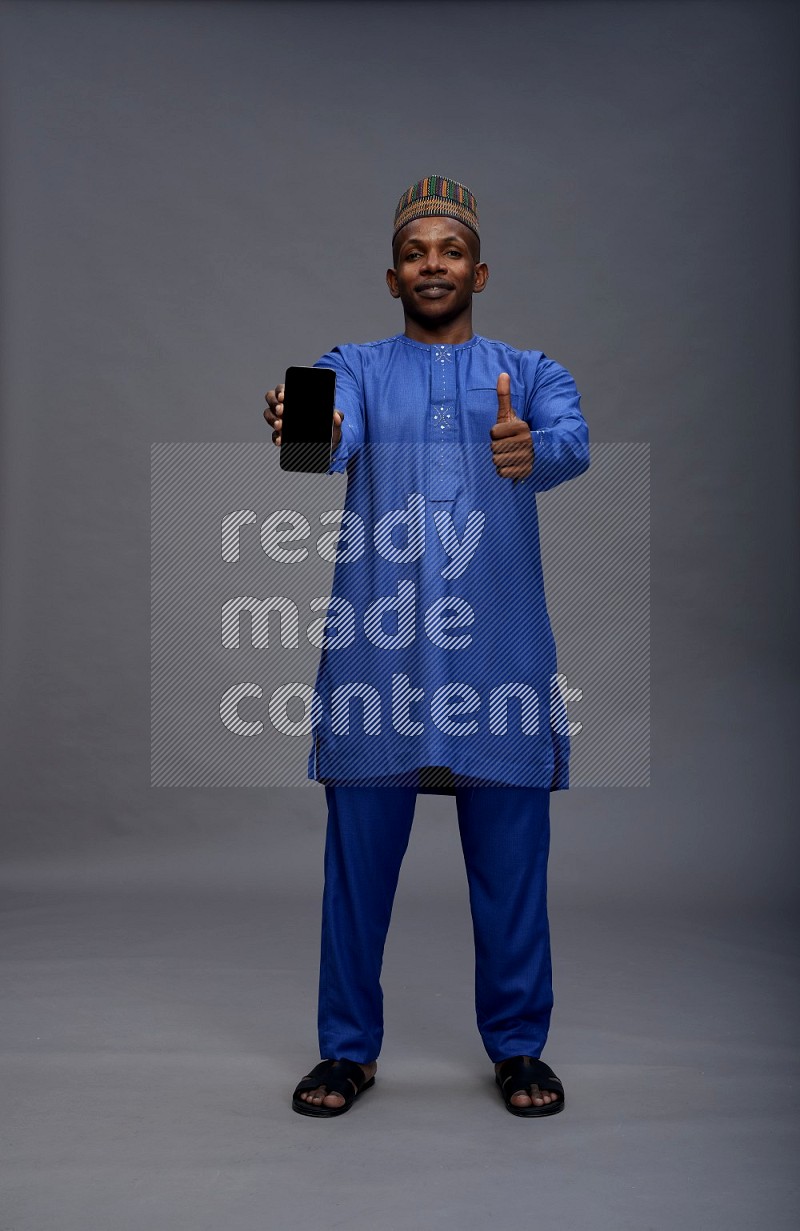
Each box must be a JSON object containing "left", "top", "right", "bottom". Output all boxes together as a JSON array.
[{"left": 279, "top": 365, "right": 337, "bottom": 474}]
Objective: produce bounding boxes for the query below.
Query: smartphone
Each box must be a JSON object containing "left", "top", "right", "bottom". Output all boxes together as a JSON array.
[{"left": 279, "top": 365, "right": 337, "bottom": 474}]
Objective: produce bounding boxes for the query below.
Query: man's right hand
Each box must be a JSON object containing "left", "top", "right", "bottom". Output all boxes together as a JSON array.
[
  {"left": 263, "top": 383, "right": 285, "bottom": 445},
  {"left": 263, "top": 384, "right": 344, "bottom": 452}
]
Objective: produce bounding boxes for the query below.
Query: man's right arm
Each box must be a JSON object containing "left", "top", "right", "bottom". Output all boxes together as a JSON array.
[{"left": 263, "top": 345, "right": 365, "bottom": 475}]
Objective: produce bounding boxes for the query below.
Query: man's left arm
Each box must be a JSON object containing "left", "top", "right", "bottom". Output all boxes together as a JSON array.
[{"left": 525, "top": 354, "right": 590, "bottom": 491}]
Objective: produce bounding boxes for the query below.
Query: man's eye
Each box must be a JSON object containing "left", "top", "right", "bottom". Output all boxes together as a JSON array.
[{"left": 446, "top": 250, "right": 463, "bottom": 258}]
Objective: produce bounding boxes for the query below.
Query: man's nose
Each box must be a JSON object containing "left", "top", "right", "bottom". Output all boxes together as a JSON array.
[{"left": 420, "top": 249, "right": 446, "bottom": 274}]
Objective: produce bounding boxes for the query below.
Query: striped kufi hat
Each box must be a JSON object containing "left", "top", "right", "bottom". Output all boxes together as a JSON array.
[{"left": 393, "top": 175, "right": 479, "bottom": 242}]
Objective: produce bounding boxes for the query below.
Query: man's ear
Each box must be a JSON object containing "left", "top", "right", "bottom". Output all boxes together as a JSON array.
[
  {"left": 472, "top": 262, "right": 489, "bottom": 294},
  {"left": 386, "top": 268, "right": 401, "bottom": 299}
]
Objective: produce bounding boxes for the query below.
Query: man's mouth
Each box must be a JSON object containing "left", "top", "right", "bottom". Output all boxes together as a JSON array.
[{"left": 416, "top": 282, "right": 454, "bottom": 298}]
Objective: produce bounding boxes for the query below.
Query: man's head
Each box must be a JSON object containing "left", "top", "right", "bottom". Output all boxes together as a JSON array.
[{"left": 387, "top": 175, "right": 487, "bottom": 329}]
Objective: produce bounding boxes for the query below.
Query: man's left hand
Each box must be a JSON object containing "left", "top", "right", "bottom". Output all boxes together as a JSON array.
[{"left": 490, "top": 372, "right": 534, "bottom": 482}]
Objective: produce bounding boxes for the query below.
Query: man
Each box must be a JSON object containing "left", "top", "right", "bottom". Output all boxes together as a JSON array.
[{"left": 264, "top": 175, "right": 589, "bottom": 1117}]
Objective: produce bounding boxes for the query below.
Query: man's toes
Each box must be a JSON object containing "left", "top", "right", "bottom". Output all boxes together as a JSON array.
[
  {"left": 302, "top": 1086, "right": 327, "bottom": 1103},
  {"left": 298, "top": 1083, "right": 346, "bottom": 1107},
  {"left": 509, "top": 1085, "right": 560, "bottom": 1106},
  {"left": 536, "top": 1088, "right": 559, "bottom": 1105}
]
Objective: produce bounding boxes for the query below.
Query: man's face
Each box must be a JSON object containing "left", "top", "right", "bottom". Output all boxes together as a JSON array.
[{"left": 386, "top": 216, "right": 488, "bottom": 324}]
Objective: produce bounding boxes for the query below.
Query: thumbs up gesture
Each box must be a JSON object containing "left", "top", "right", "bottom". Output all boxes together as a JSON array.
[{"left": 489, "top": 372, "right": 534, "bottom": 483}]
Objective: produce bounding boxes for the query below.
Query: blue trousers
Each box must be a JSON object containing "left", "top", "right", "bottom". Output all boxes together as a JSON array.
[{"left": 318, "top": 783, "right": 553, "bottom": 1064}]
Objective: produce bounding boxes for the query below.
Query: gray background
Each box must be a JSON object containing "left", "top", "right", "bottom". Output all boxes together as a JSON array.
[{"left": 0, "top": 2, "right": 797, "bottom": 1229}]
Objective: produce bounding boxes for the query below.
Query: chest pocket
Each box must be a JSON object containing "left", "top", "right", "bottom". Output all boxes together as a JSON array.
[{"left": 462, "top": 383, "right": 527, "bottom": 440}]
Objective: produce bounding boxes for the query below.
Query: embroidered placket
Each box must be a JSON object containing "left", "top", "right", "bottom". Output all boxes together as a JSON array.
[{"left": 429, "top": 344, "right": 458, "bottom": 500}]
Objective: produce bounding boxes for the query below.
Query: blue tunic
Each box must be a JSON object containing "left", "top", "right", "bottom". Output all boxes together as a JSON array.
[{"left": 306, "top": 332, "right": 590, "bottom": 791}]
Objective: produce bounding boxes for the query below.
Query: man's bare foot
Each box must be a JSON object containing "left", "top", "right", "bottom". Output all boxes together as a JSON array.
[
  {"left": 297, "top": 1059, "right": 377, "bottom": 1109},
  {"left": 494, "top": 1056, "right": 560, "bottom": 1108}
]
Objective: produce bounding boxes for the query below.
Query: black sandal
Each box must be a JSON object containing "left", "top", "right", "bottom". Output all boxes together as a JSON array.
[
  {"left": 292, "top": 1058, "right": 375, "bottom": 1118},
  {"left": 495, "top": 1055, "right": 565, "bottom": 1118}
]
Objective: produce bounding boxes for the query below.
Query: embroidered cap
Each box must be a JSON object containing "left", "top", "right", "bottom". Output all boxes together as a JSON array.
[{"left": 393, "top": 175, "right": 479, "bottom": 242}]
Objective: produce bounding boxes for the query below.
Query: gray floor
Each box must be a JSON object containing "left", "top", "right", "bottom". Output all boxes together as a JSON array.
[{"left": 2, "top": 800, "right": 798, "bottom": 1231}]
